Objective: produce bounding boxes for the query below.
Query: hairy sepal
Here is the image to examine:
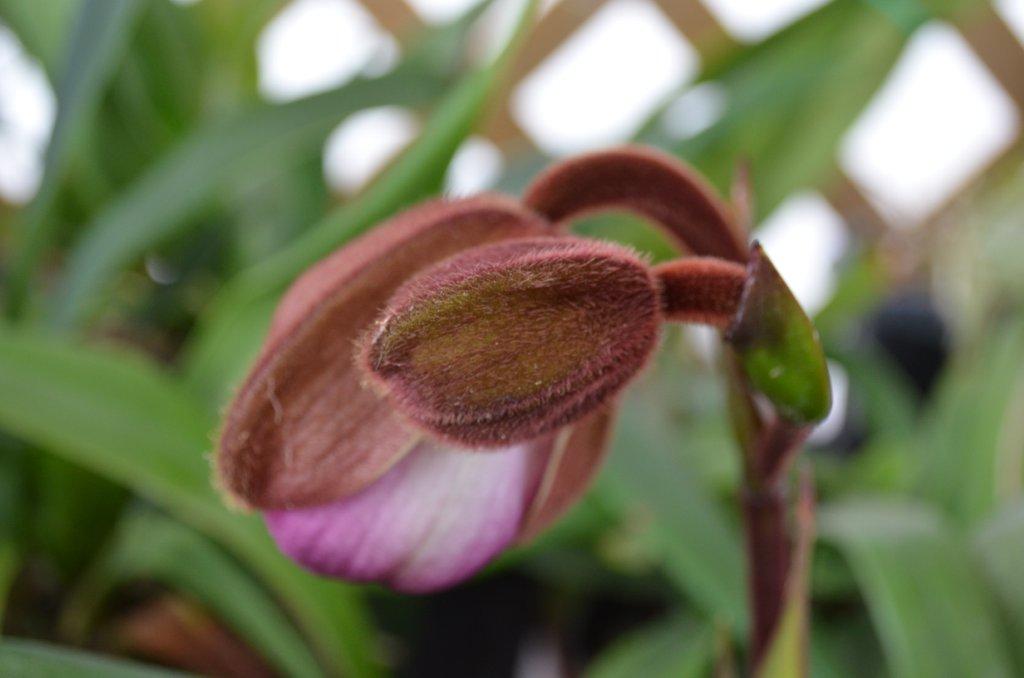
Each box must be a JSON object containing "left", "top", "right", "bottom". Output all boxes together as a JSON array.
[{"left": 362, "top": 237, "right": 661, "bottom": 445}]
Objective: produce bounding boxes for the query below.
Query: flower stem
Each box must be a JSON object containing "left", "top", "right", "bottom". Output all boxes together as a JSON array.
[
  {"left": 653, "top": 257, "right": 747, "bottom": 327},
  {"left": 742, "top": 482, "right": 790, "bottom": 666},
  {"left": 723, "top": 351, "right": 810, "bottom": 670}
]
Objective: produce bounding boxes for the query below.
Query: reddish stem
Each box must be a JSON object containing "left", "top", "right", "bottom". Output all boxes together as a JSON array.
[
  {"left": 725, "top": 352, "right": 810, "bottom": 669},
  {"left": 756, "top": 417, "right": 812, "bottom": 484},
  {"left": 653, "top": 257, "right": 746, "bottom": 327},
  {"left": 742, "top": 483, "right": 790, "bottom": 667}
]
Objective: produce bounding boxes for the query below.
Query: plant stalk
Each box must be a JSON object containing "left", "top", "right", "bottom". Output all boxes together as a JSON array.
[{"left": 742, "top": 482, "right": 790, "bottom": 666}]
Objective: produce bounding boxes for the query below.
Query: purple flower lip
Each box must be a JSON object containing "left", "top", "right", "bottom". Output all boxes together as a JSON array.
[{"left": 216, "top": 146, "right": 768, "bottom": 592}]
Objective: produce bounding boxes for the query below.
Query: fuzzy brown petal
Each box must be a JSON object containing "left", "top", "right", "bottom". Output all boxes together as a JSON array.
[
  {"left": 362, "top": 237, "right": 661, "bottom": 446},
  {"left": 218, "top": 196, "right": 552, "bottom": 509},
  {"left": 524, "top": 146, "right": 747, "bottom": 263},
  {"left": 517, "top": 407, "right": 614, "bottom": 542}
]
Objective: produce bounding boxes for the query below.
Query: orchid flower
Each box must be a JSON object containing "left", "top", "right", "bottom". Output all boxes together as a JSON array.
[{"left": 216, "top": 146, "right": 829, "bottom": 593}]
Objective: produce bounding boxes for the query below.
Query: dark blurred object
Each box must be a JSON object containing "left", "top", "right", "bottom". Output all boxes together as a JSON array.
[
  {"left": 820, "top": 290, "right": 950, "bottom": 457},
  {"left": 397, "top": 571, "right": 666, "bottom": 678},
  {"left": 401, "top": 574, "right": 540, "bottom": 678},
  {"left": 867, "top": 291, "right": 950, "bottom": 400}
]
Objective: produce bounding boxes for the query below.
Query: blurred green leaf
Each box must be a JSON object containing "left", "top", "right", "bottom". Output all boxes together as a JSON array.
[
  {"left": 0, "top": 0, "right": 79, "bottom": 75},
  {"left": 191, "top": 0, "right": 281, "bottom": 98},
  {"left": 600, "top": 347, "right": 747, "bottom": 632},
  {"left": 182, "top": 0, "right": 540, "bottom": 408},
  {"left": 31, "top": 455, "right": 127, "bottom": 578},
  {"left": 641, "top": 0, "right": 911, "bottom": 218},
  {"left": 973, "top": 500, "right": 1024, "bottom": 673},
  {"left": 0, "top": 540, "right": 17, "bottom": 624},
  {"left": 0, "top": 327, "right": 380, "bottom": 677},
  {"left": 50, "top": 61, "right": 447, "bottom": 329},
  {"left": 5, "top": 0, "right": 143, "bottom": 320},
  {"left": 586, "top": 615, "right": 710, "bottom": 678},
  {"left": 66, "top": 511, "right": 321, "bottom": 678},
  {"left": 0, "top": 639, "right": 186, "bottom": 677},
  {"left": 819, "top": 498, "right": 1014, "bottom": 678},
  {"left": 809, "top": 614, "right": 887, "bottom": 678},
  {"left": 915, "top": 321, "right": 1024, "bottom": 525}
]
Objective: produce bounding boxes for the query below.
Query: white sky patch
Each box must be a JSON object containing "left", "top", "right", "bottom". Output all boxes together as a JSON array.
[
  {"left": 322, "top": 106, "right": 420, "bottom": 195},
  {"left": 684, "top": 324, "right": 721, "bottom": 367},
  {"left": 445, "top": 136, "right": 504, "bottom": 196},
  {"left": 467, "top": 0, "right": 542, "bottom": 65},
  {"left": 660, "top": 82, "right": 727, "bottom": 141},
  {"left": 701, "top": 0, "right": 828, "bottom": 41},
  {"left": 807, "top": 360, "right": 849, "bottom": 446},
  {"left": 840, "top": 22, "right": 1020, "bottom": 226},
  {"left": 512, "top": 0, "right": 697, "bottom": 155},
  {"left": 405, "top": 0, "right": 480, "bottom": 23},
  {"left": 0, "top": 25, "right": 55, "bottom": 203},
  {"left": 754, "top": 192, "right": 849, "bottom": 316},
  {"left": 257, "top": 0, "right": 391, "bottom": 102},
  {"left": 996, "top": 0, "right": 1024, "bottom": 44}
]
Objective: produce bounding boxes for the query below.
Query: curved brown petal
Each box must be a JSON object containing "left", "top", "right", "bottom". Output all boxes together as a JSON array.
[
  {"left": 523, "top": 146, "right": 748, "bottom": 263},
  {"left": 218, "top": 196, "right": 552, "bottom": 510},
  {"left": 517, "top": 406, "right": 614, "bottom": 542}
]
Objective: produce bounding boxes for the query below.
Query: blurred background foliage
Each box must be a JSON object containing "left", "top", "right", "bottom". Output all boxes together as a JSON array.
[{"left": 0, "top": 0, "right": 1023, "bottom": 675}]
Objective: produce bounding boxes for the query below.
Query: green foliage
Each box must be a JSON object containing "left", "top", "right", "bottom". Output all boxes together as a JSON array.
[
  {"left": 0, "top": 639, "right": 186, "bottom": 677},
  {"left": 974, "top": 501, "right": 1024, "bottom": 673},
  {"left": 65, "top": 511, "right": 321, "bottom": 677},
  {"left": 0, "top": 327, "right": 379, "bottom": 676},
  {"left": 50, "top": 61, "right": 450, "bottom": 329},
  {"left": 641, "top": 0, "right": 911, "bottom": 218},
  {"left": 586, "top": 615, "right": 710, "bottom": 678},
  {"left": 5, "top": 0, "right": 142, "bottom": 319},
  {"left": 914, "top": 321, "right": 1024, "bottom": 524},
  {"left": 601, "top": 345, "right": 747, "bottom": 632},
  {"left": 820, "top": 499, "right": 1014, "bottom": 678}
]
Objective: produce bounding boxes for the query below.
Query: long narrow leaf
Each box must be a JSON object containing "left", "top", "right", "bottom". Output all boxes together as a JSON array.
[
  {"left": 0, "top": 327, "right": 380, "bottom": 677},
  {"left": 640, "top": 0, "right": 910, "bottom": 218},
  {"left": 0, "top": 540, "right": 17, "bottom": 625},
  {"left": 67, "top": 511, "right": 321, "bottom": 678},
  {"left": 599, "top": 348, "right": 747, "bottom": 632},
  {"left": 4, "top": 0, "right": 142, "bottom": 319},
  {"left": 49, "top": 61, "right": 449, "bottom": 329},
  {"left": 819, "top": 498, "right": 1013, "bottom": 678},
  {"left": 586, "top": 615, "right": 710, "bottom": 678},
  {"left": 0, "top": 639, "right": 185, "bottom": 677},
  {"left": 0, "top": 0, "right": 79, "bottom": 75},
  {"left": 973, "top": 500, "right": 1024, "bottom": 673},
  {"left": 915, "top": 321, "right": 1024, "bottom": 524}
]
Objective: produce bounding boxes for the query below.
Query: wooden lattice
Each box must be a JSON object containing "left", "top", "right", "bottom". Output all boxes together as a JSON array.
[{"left": 361, "top": 0, "right": 1024, "bottom": 249}]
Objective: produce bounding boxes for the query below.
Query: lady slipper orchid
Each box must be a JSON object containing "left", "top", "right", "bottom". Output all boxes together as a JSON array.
[{"left": 216, "top": 146, "right": 816, "bottom": 593}]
